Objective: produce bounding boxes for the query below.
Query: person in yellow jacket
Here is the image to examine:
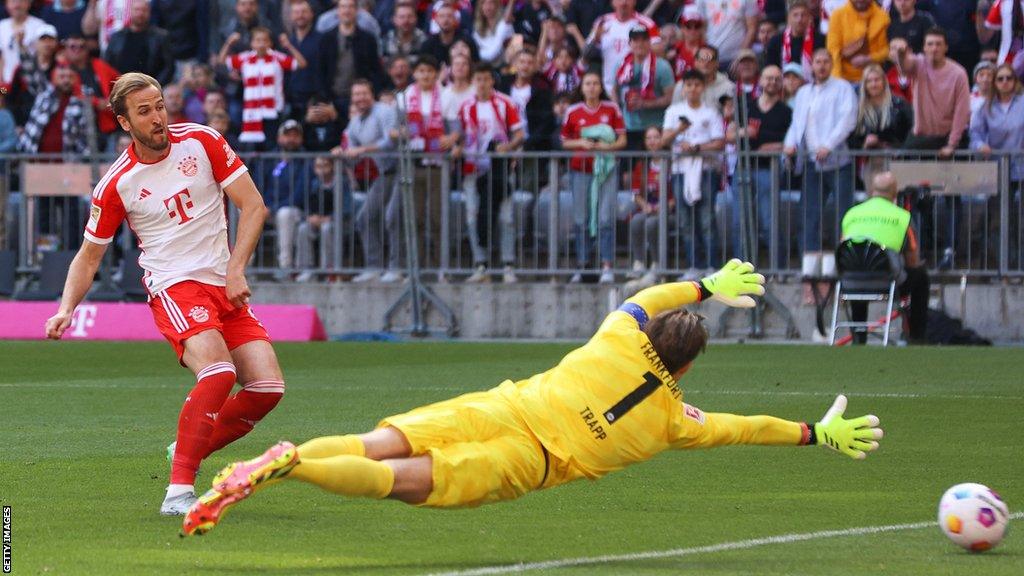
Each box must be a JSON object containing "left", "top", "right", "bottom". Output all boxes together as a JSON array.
[
  {"left": 181, "top": 260, "right": 885, "bottom": 536},
  {"left": 827, "top": 0, "right": 891, "bottom": 82}
]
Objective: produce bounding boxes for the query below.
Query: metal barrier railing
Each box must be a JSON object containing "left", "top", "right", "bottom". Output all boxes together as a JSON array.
[{"left": 4, "top": 149, "right": 1023, "bottom": 280}]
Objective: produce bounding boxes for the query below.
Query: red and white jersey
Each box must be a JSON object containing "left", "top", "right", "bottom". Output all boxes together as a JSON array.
[
  {"left": 588, "top": 12, "right": 661, "bottom": 94},
  {"left": 84, "top": 123, "right": 248, "bottom": 295},
  {"left": 560, "top": 100, "right": 625, "bottom": 173},
  {"left": 226, "top": 50, "right": 298, "bottom": 131}
]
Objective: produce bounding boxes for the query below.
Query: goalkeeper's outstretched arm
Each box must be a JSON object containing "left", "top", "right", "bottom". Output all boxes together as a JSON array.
[
  {"left": 671, "top": 395, "right": 884, "bottom": 460},
  {"left": 616, "top": 260, "right": 768, "bottom": 325}
]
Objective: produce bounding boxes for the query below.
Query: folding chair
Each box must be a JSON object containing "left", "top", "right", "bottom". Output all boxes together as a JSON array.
[{"left": 828, "top": 239, "right": 904, "bottom": 346}]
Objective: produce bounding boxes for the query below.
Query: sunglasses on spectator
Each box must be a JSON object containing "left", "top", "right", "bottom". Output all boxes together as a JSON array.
[
  {"left": 697, "top": 53, "right": 716, "bottom": 62},
  {"left": 995, "top": 75, "right": 1015, "bottom": 82}
]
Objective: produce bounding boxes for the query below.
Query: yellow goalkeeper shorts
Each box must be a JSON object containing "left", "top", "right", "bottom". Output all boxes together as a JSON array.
[{"left": 379, "top": 382, "right": 584, "bottom": 508}]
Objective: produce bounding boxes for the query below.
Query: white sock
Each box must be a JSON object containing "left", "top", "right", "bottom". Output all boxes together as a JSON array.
[{"left": 166, "top": 483, "right": 194, "bottom": 498}]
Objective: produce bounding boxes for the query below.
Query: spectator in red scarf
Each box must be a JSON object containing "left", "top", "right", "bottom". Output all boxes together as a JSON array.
[
  {"left": 616, "top": 26, "right": 674, "bottom": 150},
  {"left": 671, "top": 5, "right": 706, "bottom": 80},
  {"left": 765, "top": 0, "right": 825, "bottom": 81}
]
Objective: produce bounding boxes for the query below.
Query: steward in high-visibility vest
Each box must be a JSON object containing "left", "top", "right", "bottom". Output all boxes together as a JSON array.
[{"left": 838, "top": 172, "right": 930, "bottom": 344}]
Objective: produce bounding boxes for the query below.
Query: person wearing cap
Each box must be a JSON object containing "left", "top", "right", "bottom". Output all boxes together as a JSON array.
[
  {"left": 671, "top": 5, "right": 706, "bottom": 80},
  {"left": 538, "top": 13, "right": 584, "bottom": 64},
  {"left": 586, "top": 0, "right": 662, "bottom": 97},
  {"left": 0, "top": 0, "right": 47, "bottom": 85},
  {"left": 8, "top": 23, "right": 58, "bottom": 123},
  {"left": 970, "top": 60, "right": 995, "bottom": 115},
  {"left": 104, "top": 0, "right": 175, "bottom": 85},
  {"left": 730, "top": 49, "right": 761, "bottom": 95},
  {"left": 260, "top": 119, "right": 310, "bottom": 280},
  {"left": 765, "top": 0, "right": 825, "bottom": 79},
  {"left": 781, "top": 62, "right": 806, "bottom": 105},
  {"left": 826, "top": 0, "right": 890, "bottom": 83},
  {"left": 617, "top": 26, "right": 675, "bottom": 149},
  {"left": 694, "top": 0, "right": 759, "bottom": 69}
]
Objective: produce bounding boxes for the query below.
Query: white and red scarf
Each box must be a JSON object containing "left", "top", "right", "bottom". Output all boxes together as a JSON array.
[
  {"left": 461, "top": 94, "right": 511, "bottom": 174},
  {"left": 782, "top": 27, "right": 814, "bottom": 80},
  {"left": 544, "top": 62, "right": 584, "bottom": 94},
  {"left": 406, "top": 84, "right": 445, "bottom": 152},
  {"left": 616, "top": 52, "right": 657, "bottom": 99}
]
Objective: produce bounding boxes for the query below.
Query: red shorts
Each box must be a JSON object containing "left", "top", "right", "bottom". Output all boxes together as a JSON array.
[{"left": 149, "top": 280, "right": 271, "bottom": 361}]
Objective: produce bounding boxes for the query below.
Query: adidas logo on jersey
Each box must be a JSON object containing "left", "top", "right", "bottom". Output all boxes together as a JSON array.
[{"left": 139, "top": 188, "right": 152, "bottom": 200}]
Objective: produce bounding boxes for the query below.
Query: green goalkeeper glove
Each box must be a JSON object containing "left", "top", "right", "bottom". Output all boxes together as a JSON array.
[
  {"left": 699, "top": 259, "right": 766, "bottom": 308},
  {"left": 812, "top": 395, "right": 884, "bottom": 460}
]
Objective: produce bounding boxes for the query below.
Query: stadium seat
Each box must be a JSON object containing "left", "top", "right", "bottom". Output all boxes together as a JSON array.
[
  {"left": 828, "top": 239, "right": 904, "bottom": 346},
  {"left": 0, "top": 249, "right": 15, "bottom": 296},
  {"left": 12, "top": 250, "right": 77, "bottom": 301}
]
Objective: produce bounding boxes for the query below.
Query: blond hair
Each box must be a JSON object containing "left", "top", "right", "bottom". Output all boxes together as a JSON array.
[{"left": 109, "top": 72, "right": 162, "bottom": 118}]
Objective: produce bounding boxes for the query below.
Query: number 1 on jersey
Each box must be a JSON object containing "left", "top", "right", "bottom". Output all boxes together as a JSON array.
[{"left": 604, "top": 371, "right": 662, "bottom": 424}]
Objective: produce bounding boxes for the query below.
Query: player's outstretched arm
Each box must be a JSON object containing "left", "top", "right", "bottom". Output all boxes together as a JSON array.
[
  {"left": 623, "top": 259, "right": 766, "bottom": 321},
  {"left": 45, "top": 240, "right": 108, "bottom": 339},
  {"left": 812, "top": 394, "right": 884, "bottom": 460},
  {"left": 223, "top": 172, "right": 268, "bottom": 308},
  {"left": 671, "top": 395, "right": 883, "bottom": 460}
]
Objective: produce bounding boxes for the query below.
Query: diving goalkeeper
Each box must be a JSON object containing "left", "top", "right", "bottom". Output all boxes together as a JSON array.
[{"left": 182, "top": 260, "right": 884, "bottom": 536}]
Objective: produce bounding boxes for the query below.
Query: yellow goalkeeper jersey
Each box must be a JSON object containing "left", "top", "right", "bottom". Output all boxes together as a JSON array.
[{"left": 506, "top": 282, "right": 804, "bottom": 479}]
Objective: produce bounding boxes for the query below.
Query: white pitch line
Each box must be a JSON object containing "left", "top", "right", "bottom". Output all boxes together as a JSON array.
[{"left": 425, "top": 512, "right": 1024, "bottom": 576}]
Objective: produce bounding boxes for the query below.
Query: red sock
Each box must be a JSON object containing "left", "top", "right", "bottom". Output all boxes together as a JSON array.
[
  {"left": 170, "top": 362, "right": 237, "bottom": 485},
  {"left": 203, "top": 380, "right": 285, "bottom": 457}
]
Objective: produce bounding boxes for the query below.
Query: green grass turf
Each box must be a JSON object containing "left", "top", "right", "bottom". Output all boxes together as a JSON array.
[{"left": 1, "top": 341, "right": 1022, "bottom": 575}]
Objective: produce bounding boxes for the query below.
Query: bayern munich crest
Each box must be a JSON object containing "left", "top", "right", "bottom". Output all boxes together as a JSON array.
[
  {"left": 177, "top": 155, "right": 199, "bottom": 177},
  {"left": 188, "top": 306, "right": 210, "bottom": 323}
]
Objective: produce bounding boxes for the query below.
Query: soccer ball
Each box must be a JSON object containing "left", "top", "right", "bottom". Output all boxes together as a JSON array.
[{"left": 938, "top": 483, "right": 1010, "bottom": 552}]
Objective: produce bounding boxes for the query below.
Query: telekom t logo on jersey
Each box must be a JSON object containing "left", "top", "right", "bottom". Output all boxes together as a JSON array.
[{"left": 163, "top": 188, "right": 195, "bottom": 225}]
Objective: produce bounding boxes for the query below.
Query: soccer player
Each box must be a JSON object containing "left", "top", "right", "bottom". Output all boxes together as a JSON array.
[
  {"left": 44, "top": 72, "right": 286, "bottom": 516},
  {"left": 183, "top": 260, "right": 884, "bottom": 536}
]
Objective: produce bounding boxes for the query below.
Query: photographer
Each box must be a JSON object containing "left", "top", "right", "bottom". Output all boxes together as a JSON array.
[{"left": 840, "top": 172, "right": 929, "bottom": 344}]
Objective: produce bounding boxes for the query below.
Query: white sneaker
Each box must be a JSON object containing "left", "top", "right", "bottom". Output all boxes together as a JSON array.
[
  {"left": 502, "top": 265, "right": 518, "bottom": 284},
  {"left": 599, "top": 269, "right": 615, "bottom": 284},
  {"left": 160, "top": 490, "right": 198, "bottom": 516},
  {"left": 380, "top": 270, "right": 404, "bottom": 283},
  {"left": 351, "top": 270, "right": 381, "bottom": 283},
  {"left": 627, "top": 260, "right": 645, "bottom": 279},
  {"left": 295, "top": 271, "right": 316, "bottom": 283},
  {"left": 466, "top": 265, "right": 490, "bottom": 283},
  {"left": 569, "top": 273, "right": 582, "bottom": 284}
]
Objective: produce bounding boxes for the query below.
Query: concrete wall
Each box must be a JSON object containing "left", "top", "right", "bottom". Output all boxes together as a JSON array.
[{"left": 252, "top": 280, "right": 1024, "bottom": 343}]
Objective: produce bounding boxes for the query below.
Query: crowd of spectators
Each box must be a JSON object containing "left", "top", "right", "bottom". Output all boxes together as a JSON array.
[{"left": 2, "top": 0, "right": 1023, "bottom": 282}]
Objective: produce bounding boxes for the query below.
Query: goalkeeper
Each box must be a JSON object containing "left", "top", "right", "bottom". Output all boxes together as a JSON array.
[{"left": 183, "top": 260, "right": 884, "bottom": 536}]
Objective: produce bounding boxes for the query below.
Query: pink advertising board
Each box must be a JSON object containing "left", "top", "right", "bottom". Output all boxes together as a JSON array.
[{"left": 0, "top": 302, "right": 326, "bottom": 341}]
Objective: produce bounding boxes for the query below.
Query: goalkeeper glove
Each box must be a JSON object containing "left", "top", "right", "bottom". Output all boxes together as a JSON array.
[
  {"left": 811, "top": 395, "right": 883, "bottom": 460},
  {"left": 699, "top": 259, "right": 766, "bottom": 308}
]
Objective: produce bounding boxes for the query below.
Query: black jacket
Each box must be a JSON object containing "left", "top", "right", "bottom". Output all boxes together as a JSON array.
[
  {"left": 498, "top": 74, "right": 557, "bottom": 151},
  {"left": 317, "top": 27, "right": 384, "bottom": 102},
  {"left": 104, "top": 26, "right": 175, "bottom": 85}
]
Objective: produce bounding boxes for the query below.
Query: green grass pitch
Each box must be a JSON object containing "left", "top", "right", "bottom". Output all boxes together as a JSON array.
[{"left": 1, "top": 341, "right": 1022, "bottom": 575}]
